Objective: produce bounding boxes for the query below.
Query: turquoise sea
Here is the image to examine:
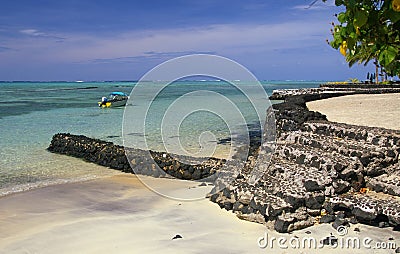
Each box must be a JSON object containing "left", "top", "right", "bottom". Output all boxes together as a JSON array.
[{"left": 0, "top": 80, "right": 321, "bottom": 196}]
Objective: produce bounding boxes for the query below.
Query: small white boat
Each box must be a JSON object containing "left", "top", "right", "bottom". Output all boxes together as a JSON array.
[{"left": 98, "top": 92, "right": 128, "bottom": 108}]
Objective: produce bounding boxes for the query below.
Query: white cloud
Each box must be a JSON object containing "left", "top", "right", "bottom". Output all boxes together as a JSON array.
[
  {"left": 4, "top": 18, "right": 331, "bottom": 67},
  {"left": 19, "top": 29, "right": 65, "bottom": 41},
  {"left": 20, "top": 29, "right": 45, "bottom": 36},
  {"left": 57, "top": 21, "right": 329, "bottom": 62}
]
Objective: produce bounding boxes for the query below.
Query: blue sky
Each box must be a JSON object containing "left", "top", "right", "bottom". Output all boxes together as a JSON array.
[{"left": 0, "top": 0, "right": 374, "bottom": 81}]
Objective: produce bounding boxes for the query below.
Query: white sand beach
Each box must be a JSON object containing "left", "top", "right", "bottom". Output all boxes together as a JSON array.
[
  {"left": 0, "top": 174, "right": 399, "bottom": 254},
  {"left": 307, "top": 93, "right": 400, "bottom": 130}
]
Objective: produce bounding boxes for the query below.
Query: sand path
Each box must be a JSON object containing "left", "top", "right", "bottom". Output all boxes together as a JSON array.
[{"left": 307, "top": 93, "right": 400, "bottom": 130}]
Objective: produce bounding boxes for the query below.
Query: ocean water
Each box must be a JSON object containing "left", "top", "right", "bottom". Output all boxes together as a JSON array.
[{"left": 0, "top": 80, "right": 321, "bottom": 196}]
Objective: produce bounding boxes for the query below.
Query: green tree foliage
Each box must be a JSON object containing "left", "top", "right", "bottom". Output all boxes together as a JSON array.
[{"left": 327, "top": 0, "right": 400, "bottom": 81}]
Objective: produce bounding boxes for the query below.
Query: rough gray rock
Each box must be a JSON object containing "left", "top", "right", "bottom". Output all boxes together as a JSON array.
[
  {"left": 208, "top": 100, "right": 400, "bottom": 233},
  {"left": 328, "top": 195, "right": 400, "bottom": 225},
  {"left": 320, "top": 214, "right": 336, "bottom": 224},
  {"left": 48, "top": 133, "right": 224, "bottom": 181}
]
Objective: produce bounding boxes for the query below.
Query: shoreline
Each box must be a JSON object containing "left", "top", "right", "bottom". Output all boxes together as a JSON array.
[
  {"left": 1, "top": 174, "right": 398, "bottom": 254},
  {"left": 0, "top": 174, "right": 267, "bottom": 253},
  {"left": 4, "top": 91, "right": 398, "bottom": 199}
]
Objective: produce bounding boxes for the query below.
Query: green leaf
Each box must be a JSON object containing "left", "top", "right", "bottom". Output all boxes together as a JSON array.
[
  {"left": 347, "top": 37, "right": 356, "bottom": 50},
  {"left": 340, "top": 27, "right": 349, "bottom": 37},
  {"left": 386, "top": 46, "right": 398, "bottom": 64},
  {"left": 379, "top": 50, "right": 385, "bottom": 65},
  {"left": 379, "top": 46, "right": 398, "bottom": 66},
  {"left": 333, "top": 32, "right": 342, "bottom": 42},
  {"left": 353, "top": 9, "right": 368, "bottom": 28},
  {"left": 386, "top": 9, "right": 400, "bottom": 23},
  {"left": 335, "top": 0, "right": 343, "bottom": 6},
  {"left": 337, "top": 12, "right": 347, "bottom": 23}
]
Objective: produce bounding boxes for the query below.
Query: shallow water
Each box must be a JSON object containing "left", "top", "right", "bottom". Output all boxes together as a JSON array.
[{"left": 0, "top": 80, "right": 320, "bottom": 196}]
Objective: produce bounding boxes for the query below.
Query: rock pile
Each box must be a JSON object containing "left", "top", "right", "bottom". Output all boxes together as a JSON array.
[
  {"left": 48, "top": 133, "right": 224, "bottom": 180},
  {"left": 272, "top": 95, "right": 327, "bottom": 132},
  {"left": 209, "top": 97, "right": 400, "bottom": 233}
]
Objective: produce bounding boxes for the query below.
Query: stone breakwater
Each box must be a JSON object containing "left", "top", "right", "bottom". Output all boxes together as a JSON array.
[
  {"left": 208, "top": 93, "right": 400, "bottom": 233},
  {"left": 269, "top": 87, "right": 400, "bottom": 100},
  {"left": 320, "top": 83, "right": 400, "bottom": 89},
  {"left": 47, "top": 133, "right": 224, "bottom": 181}
]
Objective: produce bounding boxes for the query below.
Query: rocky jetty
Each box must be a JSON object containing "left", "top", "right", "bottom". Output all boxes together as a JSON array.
[
  {"left": 48, "top": 133, "right": 224, "bottom": 180},
  {"left": 320, "top": 83, "right": 400, "bottom": 89},
  {"left": 209, "top": 95, "right": 400, "bottom": 233},
  {"left": 269, "top": 86, "right": 400, "bottom": 100}
]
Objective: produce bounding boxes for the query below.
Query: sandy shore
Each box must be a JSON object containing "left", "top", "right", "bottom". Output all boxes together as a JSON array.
[
  {"left": 0, "top": 174, "right": 398, "bottom": 254},
  {"left": 307, "top": 93, "right": 400, "bottom": 130}
]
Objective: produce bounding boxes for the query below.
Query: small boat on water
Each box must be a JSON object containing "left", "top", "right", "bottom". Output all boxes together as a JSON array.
[{"left": 98, "top": 92, "right": 129, "bottom": 108}]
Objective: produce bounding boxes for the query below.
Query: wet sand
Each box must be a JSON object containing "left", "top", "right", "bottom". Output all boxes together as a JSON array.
[
  {"left": 0, "top": 174, "right": 398, "bottom": 253},
  {"left": 307, "top": 93, "right": 400, "bottom": 130},
  {"left": 0, "top": 174, "right": 266, "bottom": 253}
]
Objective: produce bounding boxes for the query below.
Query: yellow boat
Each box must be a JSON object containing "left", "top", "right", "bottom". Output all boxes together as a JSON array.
[{"left": 98, "top": 92, "right": 128, "bottom": 108}]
